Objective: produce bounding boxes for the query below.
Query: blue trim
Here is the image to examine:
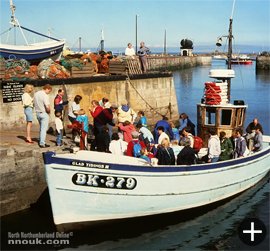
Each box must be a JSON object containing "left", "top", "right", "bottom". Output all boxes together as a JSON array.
[
  {"left": 0, "top": 43, "right": 64, "bottom": 61},
  {"left": 43, "top": 148, "right": 270, "bottom": 173}
]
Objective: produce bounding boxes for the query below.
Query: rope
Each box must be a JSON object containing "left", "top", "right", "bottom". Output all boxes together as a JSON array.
[
  {"left": 125, "top": 73, "right": 171, "bottom": 118},
  {"left": 0, "top": 27, "right": 13, "bottom": 36},
  {"left": 204, "top": 82, "right": 222, "bottom": 105},
  {"left": 60, "top": 58, "right": 83, "bottom": 70},
  {"left": 5, "top": 59, "right": 30, "bottom": 73}
]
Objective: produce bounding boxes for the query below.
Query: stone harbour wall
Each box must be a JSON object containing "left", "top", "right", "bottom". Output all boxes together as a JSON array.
[
  {"left": 256, "top": 56, "right": 270, "bottom": 70},
  {"left": 0, "top": 73, "right": 179, "bottom": 130},
  {"left": 0, "top": 147, "right": 46, "bottom": 216},
  {"left": 147, "top": 55, "right": 211, "bottom": 71}
]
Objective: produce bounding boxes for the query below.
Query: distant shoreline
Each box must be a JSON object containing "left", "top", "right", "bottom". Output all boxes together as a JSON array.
[{"left": 70, "top": 45, "right": 270, "bottom": 55}]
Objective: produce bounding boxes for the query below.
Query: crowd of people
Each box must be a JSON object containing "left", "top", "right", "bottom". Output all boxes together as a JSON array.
[{"left": 22, "top": 84, "right": 264, "bottom": 165}]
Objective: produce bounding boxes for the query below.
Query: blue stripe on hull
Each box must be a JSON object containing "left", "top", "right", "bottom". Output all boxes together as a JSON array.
[
  {"left": 0, "top": 44, "right": 64, "bottom": 61},
  {"left": 43, "top": 148, "right": 270, "bottom": 173}
]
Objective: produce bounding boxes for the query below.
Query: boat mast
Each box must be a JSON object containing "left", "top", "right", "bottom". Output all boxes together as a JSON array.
[
  {"left": 79, "top": 37, "right": 82, "bottom": 52},
  {"left": 100, "top": 29, "right": 105, "bottom": 51},
  {"left": 164, "top": 29, "right": 167, "bottom": 55},
  {"left": 227, "top": 0, "right": 236, "bottom": 101},
  {"left": 9, "top": 0, "right": 29, "bottom": 45}
]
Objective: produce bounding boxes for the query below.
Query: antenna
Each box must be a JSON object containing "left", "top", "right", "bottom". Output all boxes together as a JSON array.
[{"left": 230, "top": 0, "right": 236, "bottom": 19}]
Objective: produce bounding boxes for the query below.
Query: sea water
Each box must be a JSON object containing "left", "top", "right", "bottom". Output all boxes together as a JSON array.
[
  {"left": 1, "top": 60, "right": 269, "bottom": 251},
  {"left": 174, "top": 59, "right": 270, "bottom": 134}
]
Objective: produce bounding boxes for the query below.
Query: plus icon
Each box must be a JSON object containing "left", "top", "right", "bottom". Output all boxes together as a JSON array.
[
  {"left": 238, "top": 218, "right": 267, "bottom": 246},
  {"left": 243, "top": 222, "right": 262, "bottom": 241}
]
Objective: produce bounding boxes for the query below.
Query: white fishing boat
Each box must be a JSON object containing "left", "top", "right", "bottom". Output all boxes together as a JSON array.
[
  {"left": 212, "top": 54, "right": 227, "bottom": 60},
  {"left": 0, "top": 0, "right": 65, "bottom": 63},
  {"left": 43, "top": 0, "right": 270, "bottom": 230}
]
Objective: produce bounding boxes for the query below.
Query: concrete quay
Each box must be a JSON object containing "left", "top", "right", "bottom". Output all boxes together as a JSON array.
[{"left": 0, "top": 125, "right": 73, "bottom": 217}]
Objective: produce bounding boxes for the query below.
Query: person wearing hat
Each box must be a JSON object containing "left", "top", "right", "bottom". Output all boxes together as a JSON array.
[{"left": 126, "top": 131, "right": 146, "bottom": 157}]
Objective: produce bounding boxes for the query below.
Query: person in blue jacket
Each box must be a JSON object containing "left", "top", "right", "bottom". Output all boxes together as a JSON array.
[
  {"left": 153, "top": 116, "right": 174, "bottom": 143},
  {"left": 179, "top": 112, "right": 195, "bottom": 135},
  {"left": 136, "top": 110, "right": 147, "bottom": 127}
]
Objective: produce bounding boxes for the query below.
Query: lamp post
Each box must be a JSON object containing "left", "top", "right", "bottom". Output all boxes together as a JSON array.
[{"left": 135, "top": 14, "right": 138, "bottom": 55}]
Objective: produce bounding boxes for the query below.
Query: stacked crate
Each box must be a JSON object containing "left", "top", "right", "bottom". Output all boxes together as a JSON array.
[
  {"left": 0, "top": 60, "right": 5, "bottom": 79},
  {"left": 71, "top": 62, "right": 96, "bottom": 78},
  {"left": 109, "top": 61, "right": 128, "bottom": 75},
  {"left": 109, "top": 58, "right": 142, "bottom": 75}
]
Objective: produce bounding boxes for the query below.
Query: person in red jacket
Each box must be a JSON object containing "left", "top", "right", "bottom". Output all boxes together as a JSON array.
[
  {"left": 54, "top": 88, "right": 68, "bottom": 115},
  {"left": 89, "top": 100, "right": 103, "bottom": 136},
  {"left": 118, "top": 121, "right": 136, "bottom": 143},
  {"left": 126, "top": 131, "right": 146, "bottom": 157}
]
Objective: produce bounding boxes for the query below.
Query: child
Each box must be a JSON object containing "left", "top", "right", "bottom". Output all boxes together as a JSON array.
[
  {"left": 139, "top": 148, "right": 151, "bottom": 163},
  {"left": 76, "top": 109, "right": 89, "bottom": 150},
  {"left": 55, "top": 111, "right": 63, "bottom": 146},
  {"left": 137, "top": 111, "right": 147, "bottom": 127},
  {"left": 170, "top": 121, "right": 180, "bottom": 142}
]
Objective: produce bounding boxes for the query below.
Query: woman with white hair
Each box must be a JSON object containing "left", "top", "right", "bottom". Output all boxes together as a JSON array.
[{"left": 155, "top": 138, "right": 175, "bottom": 165}]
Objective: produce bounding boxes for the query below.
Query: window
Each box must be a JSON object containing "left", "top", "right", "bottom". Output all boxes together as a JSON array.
[
  {"left": 220, "top": 109, "right": 232, "bottom": 126},
  {"left": 205, "top": 107, "right": 216, "bottom": 125}
]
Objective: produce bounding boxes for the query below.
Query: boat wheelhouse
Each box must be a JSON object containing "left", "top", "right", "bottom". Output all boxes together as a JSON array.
[{"left": 197, "top": 69, "right": 247, "bottom": 144}]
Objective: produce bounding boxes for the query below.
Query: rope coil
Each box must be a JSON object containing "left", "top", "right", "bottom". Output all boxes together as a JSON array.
[{"left": 204, "top": 81, "right": 228, "bottom": 105}]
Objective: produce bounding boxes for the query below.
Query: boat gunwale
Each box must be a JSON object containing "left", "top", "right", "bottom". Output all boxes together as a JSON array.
[
  {"left": 0, "top": 43, "right": 65, "bottom": 55},
  {"left": 44, "top": 145, "right": 270, "bottom": 174}
]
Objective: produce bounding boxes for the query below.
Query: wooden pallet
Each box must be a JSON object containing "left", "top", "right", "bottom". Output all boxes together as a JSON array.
[
  {"left": 126, "top": 58, "right": 142, "bottom": 75},
  {"left": 71, "top": 62, "right": 96, "bottom": 78}
]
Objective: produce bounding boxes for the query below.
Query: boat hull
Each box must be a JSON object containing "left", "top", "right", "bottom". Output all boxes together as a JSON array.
[
  {"left": 226, "top": 59, "right": 253, "bottom": 65},
  {"left": 44, "top": 143, "right": 270, "bottom": 227},
  {"left": 0, "top": 40, "right": 65, "bottom": 62}
]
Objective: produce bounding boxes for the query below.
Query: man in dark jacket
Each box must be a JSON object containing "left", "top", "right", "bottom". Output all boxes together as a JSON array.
[
  {"left": 246, "top": 118, "right": 263, "bottom": 134},
  {"left": 245, "top": 118, "right": 263, "bottom": 150},
  {"left": 177, "top": 139, "right": 196, "bottom": 165}
]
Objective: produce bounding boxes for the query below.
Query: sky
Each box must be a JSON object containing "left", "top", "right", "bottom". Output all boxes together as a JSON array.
[{"left": 1, "top": 0, "right": 269, "bottom": 53}]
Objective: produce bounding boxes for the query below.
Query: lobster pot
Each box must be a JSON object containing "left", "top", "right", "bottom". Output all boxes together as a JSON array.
[{"left": 204, "top": 82, "right": 228, "bottom": 105}]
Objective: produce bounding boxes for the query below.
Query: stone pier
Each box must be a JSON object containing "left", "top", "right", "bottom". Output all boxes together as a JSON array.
[
  {"left": 147, "top": 55, "right": 211, "bottom": 71},
  {"left": 256, "top": 55, "right": 270, "bottom": 70}
]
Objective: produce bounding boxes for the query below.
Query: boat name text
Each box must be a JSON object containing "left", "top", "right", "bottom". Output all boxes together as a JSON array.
[
  {"left": 71, "top": 161, "right": 109, "bottom": 169},
  {"left": 72, "top": 173, "right": 137, "bottom": 190}
]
